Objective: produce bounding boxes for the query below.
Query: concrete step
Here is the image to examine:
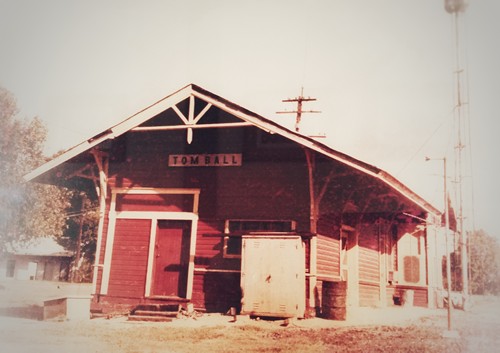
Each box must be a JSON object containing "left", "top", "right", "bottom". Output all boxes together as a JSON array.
[
  {"left": 133, "top": 304, "right": 181, "bottom": 312},
  {"left": 132, "top": 310, "right": 179, "bottom": 318},
  {"left": 128, "top": 315, "right": 174, "bottom": 322},
  {"left": 128, "top": 303, "right": 182, "bottom": 322}
]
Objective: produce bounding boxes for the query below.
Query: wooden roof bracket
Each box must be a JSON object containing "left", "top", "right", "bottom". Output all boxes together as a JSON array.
[{"left": 90, "top": 149, "right": 109, "bottom": 199}]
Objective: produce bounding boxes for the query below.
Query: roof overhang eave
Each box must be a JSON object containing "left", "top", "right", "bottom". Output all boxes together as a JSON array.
[{"left": 24, "top": 83, "right": 440, "bottom": 216}]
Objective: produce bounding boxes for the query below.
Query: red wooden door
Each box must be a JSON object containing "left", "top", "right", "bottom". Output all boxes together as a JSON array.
[{"left": 152, "top": 220, "right": 191, "bottom": 297}]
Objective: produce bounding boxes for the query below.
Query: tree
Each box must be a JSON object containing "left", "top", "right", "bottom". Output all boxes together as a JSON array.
[
  {"left": 60, "top": 193, "right": 99, "bottom": 282},
  {"left": 0, "top": 86, "right": 70, "bottom": 251},
  {"left": 469, "top": 229, "right": 500, "bottom": 295}
]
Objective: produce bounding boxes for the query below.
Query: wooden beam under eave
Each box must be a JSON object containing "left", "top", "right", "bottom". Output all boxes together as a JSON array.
[
  {"left": 131, "top": 122, "right": 252, "bottom": 132},
  {"left": 65, "top": 163, "right": 95, "bottom": 180}
]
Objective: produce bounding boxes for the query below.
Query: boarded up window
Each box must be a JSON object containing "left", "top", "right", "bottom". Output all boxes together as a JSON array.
[{"left": 403, "top": 256, "right": 420, "bottom": 283}]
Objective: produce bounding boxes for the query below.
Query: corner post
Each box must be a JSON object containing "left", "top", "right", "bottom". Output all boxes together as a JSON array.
[{"left": 90, "top": 149, "right": 109, "bottom": 296}]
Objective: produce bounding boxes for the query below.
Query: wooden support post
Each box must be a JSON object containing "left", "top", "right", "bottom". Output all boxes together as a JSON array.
[
  {"left": 304, "top": 149, "right": 317, "bottom": 309},
  {"left": 379, "top": 225, "right": 387, "bottom": 307},
  {"left": 90, "top": 149, "right": 108, "bottom": 295}
]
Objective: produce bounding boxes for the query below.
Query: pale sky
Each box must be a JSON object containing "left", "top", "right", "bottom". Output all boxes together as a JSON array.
[{"left": 1, "top": 0, "right": 498, "bottom": 239}]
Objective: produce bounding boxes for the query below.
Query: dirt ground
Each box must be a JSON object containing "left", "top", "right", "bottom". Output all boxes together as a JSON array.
[{"left": 1, "top": 280, "right": 500, "bottom": 352}]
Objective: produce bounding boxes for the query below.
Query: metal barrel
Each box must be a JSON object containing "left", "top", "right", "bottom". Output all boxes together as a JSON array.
[{"left": 321, "top": 281, "right": 347, "bottom": 320}]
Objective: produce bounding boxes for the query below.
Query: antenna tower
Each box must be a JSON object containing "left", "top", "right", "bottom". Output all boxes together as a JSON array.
[{"left": 445, "top": 0, "right": 470, "bottom": 296}]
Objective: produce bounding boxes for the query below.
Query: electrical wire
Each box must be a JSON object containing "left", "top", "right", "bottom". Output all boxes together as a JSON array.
[{"left": 395, "top": 111, "right": 451, "bottom": 177}]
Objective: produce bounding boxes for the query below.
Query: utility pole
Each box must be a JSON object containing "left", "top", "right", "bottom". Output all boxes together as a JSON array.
[
  {"left": 442, "top": 158, "right": 454, "bottom": 334},
  {"left": 426, "top": 156, "right": 457, "bottom": 337},
  {"left": 276, "top": 87, "right": 320, "bottom": 132},
  {"left": 277, "top": 87, "right": 321, "bottom": 309}
]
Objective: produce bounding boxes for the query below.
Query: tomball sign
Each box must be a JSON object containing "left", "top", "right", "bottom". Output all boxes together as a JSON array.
[{"left": 168, "top": 154, "right": 242, "bottom": 167}]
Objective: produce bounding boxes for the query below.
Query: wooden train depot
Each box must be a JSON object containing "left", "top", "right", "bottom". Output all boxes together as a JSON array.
[{"left": 25, "top": 84, "right": 447, "bottom": 320}]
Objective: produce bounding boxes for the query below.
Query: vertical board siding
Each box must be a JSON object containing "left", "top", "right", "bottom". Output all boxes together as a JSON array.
[{"left": 107, "top": 219, "right": 151, "bottom": 298}]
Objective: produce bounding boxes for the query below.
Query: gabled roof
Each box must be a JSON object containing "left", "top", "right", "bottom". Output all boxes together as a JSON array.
[{"left": 25, "top": 83, "right": 439, "bottom": 215}]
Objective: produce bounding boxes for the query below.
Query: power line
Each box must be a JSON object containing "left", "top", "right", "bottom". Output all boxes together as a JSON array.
[{"left": 395, "top": 109, "right": 453, "bottom": 177}]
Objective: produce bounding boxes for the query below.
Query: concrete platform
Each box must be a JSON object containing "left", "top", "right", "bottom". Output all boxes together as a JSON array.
[{"left": 43, "top": 295, "right": 91, "bottom": 321}]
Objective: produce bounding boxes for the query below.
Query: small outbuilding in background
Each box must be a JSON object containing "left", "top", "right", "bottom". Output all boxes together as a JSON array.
[{"left": 0, "top": 237, "right": 72, "bottom": 281}]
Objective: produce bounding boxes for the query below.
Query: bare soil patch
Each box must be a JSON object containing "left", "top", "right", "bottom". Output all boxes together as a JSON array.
[{"left": 1, "top": 280, "right": 499, "bottom": 352}]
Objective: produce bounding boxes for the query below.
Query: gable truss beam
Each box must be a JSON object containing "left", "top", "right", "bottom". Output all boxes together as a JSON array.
[
  {"left": 133, "top": 94, "right": 252, "bottom": 143},
  {"left": 171, "top": 95, "right": 213, "bottom": 125},
  {"left": 131, "top": 93, "right": 253, "bottom": 139},
  {"left": 131, "top": 121, "right": 252, "bottom": 132},
  {"left": 174, "top": 95, "right": 205, "bottom": 143}
]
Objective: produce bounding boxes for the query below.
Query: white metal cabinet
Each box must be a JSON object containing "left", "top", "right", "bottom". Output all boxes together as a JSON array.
[{"left": 240, "top": 235, "right": 305, "bottom": 318}]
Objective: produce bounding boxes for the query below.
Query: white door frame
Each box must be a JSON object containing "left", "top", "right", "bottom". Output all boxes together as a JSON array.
[{"left": 100, "top": 188, "right": 199, "bottom": 300}]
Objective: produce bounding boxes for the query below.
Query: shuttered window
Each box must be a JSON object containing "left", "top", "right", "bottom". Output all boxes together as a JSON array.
[{"left": 403, "top": 256, "right": 420, "bottom": 283}]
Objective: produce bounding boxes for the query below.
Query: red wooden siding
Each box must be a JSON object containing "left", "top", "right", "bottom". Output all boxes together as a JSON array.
[
  {"left": 191, "top": 220, "right": 241, "bottom": 311},
  {"left": 116, "top": 193, "right": 194, "bottom": 212},
  {"left": 192, "top": 272, "right": 241, "bottom": 313},
  {"left": 84, "top": 123, "right": 433, "bottom": 314},
  {"left": 412, "top": 287, "right": 428, "bottom": 307},
  {"left": 387, "top": 285, "right": 428, "bottom": 307},
  {"left": 317, "top": 234, "right": 340, "bottom": 278},
  {"left": 105, "top": 129, "right": 311, "bottom": 230},
  {"left": 358, "top": 247, "right": 379, "bottom": 283},
  {"left": 107, "top": 219, "right": 151, "bottom": 298},
  {"left": 194, "top": 220, "right": 240, "bottom": 271},
  {"left": 359, "top": 282, "right": 380, "bottom": 307},
  {"left": 358, "top": 225, "right": 380, "bottom": 283},
  {"left": 316, "top": 215, "right": 340, "bottom": 279},
  {"left": 358, "top": 224, "right": 381, "bottom": 307},
  {"left": 194, "top": 220, "right": 223, "bottom": 267}
]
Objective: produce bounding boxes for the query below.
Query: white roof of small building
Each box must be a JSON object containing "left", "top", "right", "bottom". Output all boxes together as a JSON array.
[{"left": 6, "top": 237, "right": 73, "bottom": 257}]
